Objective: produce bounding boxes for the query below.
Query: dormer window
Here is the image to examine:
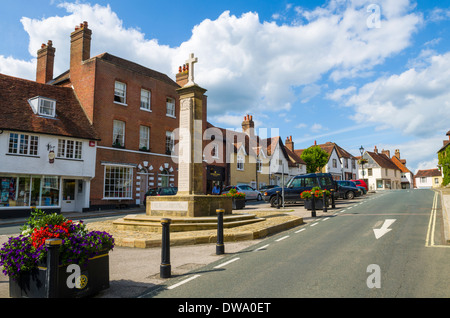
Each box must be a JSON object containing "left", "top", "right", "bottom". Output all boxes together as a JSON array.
[{"left": 28, "top": 97, "right": 56, "bottom": 118}]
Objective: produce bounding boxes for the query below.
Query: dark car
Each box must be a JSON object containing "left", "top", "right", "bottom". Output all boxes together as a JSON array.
[
  {"left": 258, "top": 185, "right": 277, "bottom": 193},
  {"left": 336, "top": 181, "right": 361, "bottom": 200},
  {"left": 144, "top": 187, "right": 178, "bottom": 203},
  {"left": 262, "top": 173, "right": 338, "bottom": 207}
]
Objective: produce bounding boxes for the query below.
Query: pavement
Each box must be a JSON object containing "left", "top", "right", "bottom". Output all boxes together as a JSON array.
[{"left": 0, "top": 189, "right": 449, "bottom": 298}]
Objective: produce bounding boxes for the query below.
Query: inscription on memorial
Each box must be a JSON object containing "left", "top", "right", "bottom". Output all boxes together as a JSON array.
[{"left": 151, "top": 201, "right": 188, "bottom": 211}]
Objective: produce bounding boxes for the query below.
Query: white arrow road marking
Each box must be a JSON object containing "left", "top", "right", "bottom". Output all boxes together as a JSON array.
[{"left": 373, "top": 219, "right": 396, "bottom": 239}]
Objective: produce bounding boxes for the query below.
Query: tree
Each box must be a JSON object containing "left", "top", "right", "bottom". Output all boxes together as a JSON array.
[
  {"left": 438, "top": 146, "right": 450, "bottom": 186},
  {"left": 301, "top": 145, "right": 330, "bottom": 173}
]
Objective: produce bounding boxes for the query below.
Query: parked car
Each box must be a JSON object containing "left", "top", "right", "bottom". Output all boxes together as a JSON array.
[
  {"left": 336, "top": 181, "right": 361, "bottom": 200},
  {"left": 144, "top": 187, "right": 177, "bottom": 203},
  {"left": 259, "top": 185, "right": 277, "bottom": 193},
  {"left": 337, "top": 180, "right": 365, "bottom": 194},
  {"left": 262, "top": 173, "right": 338, "bottom": 207},
  {"left": 223, "top": 185, "right": 262, "bottom": 201},
  {"left": 350, "top": 179, "right": 368, "bottom": 191}
]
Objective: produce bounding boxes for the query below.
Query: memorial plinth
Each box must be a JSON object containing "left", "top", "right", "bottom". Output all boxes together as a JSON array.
[{"left": 146, "top": 54, "right": 232, "bottom": 217}]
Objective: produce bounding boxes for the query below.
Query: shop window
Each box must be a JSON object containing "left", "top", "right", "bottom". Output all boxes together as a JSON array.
[{"left": 104, "top": 165, "right": 133, "bottom": 199}]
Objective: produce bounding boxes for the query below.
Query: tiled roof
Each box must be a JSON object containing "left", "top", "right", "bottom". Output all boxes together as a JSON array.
[
  {"left": 52, "top": 53, "right": 180, "bottom": 88},
  {"left": 0, "top": 73, "right": 99, "bottom": 140},
  {"left": 391, "top": 155, "right": 411, "bottom": 174},
  {"left": 366, "top": 151, "right": 401, "bottom": 171},
  {"left": 317, "top": 142, "right": 356, "bottom": 158},
  {"left": 415, "top": 169, "right": 441, "bottom": 178}
]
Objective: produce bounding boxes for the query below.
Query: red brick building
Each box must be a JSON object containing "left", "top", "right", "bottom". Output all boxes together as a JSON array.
[{"left": 37, "top": 21, "right": 210, "bottom": 210}]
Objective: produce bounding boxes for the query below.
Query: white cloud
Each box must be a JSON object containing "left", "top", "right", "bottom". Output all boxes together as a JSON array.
[
  {"left": 343, "top": 52, "right": 450, "bottom": 138},
  {"left": 0, "top": 1, "right": 421, "bottom": 119}
]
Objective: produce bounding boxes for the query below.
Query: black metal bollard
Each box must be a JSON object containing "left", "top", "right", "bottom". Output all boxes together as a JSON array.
[
  {"left": 323, "top": 192, "right": 327, "bottom": 213},
  {"left": 276, "top": 191, "right": 280, "bottom": 209},
  {"left": 216, "top": 209, "right": 225, "bottom": 255},
  {"left": 331, "top": 189, "right": 336, "bottom": 209},
  {"left": 160, "top": 218, "right": 171, "bottom": 278},
  {"left": 45, "top": 238, "right": 62, "bottom": 298},
  {"left": 311, "top": 197, "right": 316, "bottom": 217}
]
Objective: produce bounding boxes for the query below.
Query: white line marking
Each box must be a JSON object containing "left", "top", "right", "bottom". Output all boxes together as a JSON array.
[
  {"left": 254, "top": 244, "right": 269, "bottom": 252},
  {"left": 167, "top": 275, "right": 201, "bottom": 290},
  {"left": 276, "top": 235, "right": 290, "bottom": 242},
  {"left": 214, "top": 257, "right": 240, "bottom": 269},
  {"left": 295, "top": 228, "right": 306, "bottom": 233},
  {"left": 322, "top": 217, "right": 330, "bottom": 221},
  {"left": 310, "top": 222, "right": 319, "bottom": 227}
]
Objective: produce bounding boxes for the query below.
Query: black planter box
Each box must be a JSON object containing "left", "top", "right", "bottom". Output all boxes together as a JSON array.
[
  {"left": 304, "top": 198, "right": 329, "bottom": 210},
  {"left": 232, "top": 198, "right": 246, "bottom": 210},
  {"left": 9, "top": 253, "right": 109, "bottom": 298}
]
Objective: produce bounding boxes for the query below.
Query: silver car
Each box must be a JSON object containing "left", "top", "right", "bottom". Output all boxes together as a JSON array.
[{"left": 223, "top": 185, "right": 262, "bottom": 201}]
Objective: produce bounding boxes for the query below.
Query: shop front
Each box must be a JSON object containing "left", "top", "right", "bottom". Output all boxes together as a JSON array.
[{"left": 0, "top": 174, "right": 91, "bottom": 218}]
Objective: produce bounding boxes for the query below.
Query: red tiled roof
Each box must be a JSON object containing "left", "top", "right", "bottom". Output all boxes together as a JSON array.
[
  {"left": 391, "top": 155, "right": 411, "bottom": 173},
  {"left": 415, "top": 169, "right": 441, "bottom": 178},
  {"left": 0, "top": 73, "right": 99, "bottom": 140}
]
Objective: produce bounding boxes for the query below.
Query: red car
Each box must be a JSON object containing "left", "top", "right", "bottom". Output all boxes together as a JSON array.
[{"left": 351, "top": 179, "right": 368, "bottom": 191}]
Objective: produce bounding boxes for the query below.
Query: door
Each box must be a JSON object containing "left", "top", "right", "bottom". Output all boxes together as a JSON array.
[{"left": 61, "top": 179, "right": 76, "bottom": 212}]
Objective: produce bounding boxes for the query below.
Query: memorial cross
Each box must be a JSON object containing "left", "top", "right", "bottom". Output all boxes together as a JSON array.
[{"left": 185, "top": 53, "right": 198, "bottom": 86}]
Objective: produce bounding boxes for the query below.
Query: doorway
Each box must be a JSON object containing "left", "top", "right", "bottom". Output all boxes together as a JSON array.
[{"left": 61, "top": 179, "right": 76, "bottom": 212}]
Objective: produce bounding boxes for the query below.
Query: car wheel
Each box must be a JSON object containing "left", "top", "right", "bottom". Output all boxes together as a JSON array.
[
  {"left": 257, "top": 193, "right": 262, "bottom": 201},
  {"left": 270, "top": 195, "right": 280, "bottom": 207},
  {"left": 346, "top": 191, "right": 355, "bottom": 200}
]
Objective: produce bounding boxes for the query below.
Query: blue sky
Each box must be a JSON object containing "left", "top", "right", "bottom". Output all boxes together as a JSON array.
[{"left": 1, "top": 0, "right": 450, "bottom": 174}]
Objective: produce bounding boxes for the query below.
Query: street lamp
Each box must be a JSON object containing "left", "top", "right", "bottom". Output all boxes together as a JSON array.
[{"left": 359, "top": 145, "right": 365, "bottom": 181}]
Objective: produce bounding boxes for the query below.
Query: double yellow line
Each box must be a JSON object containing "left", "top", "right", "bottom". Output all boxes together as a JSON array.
[{"left": 425, "top": 191, "right": 449, "bottom": 248}]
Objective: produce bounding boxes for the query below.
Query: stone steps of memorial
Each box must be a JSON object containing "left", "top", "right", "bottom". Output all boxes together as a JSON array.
[{"left": 112, "top": 213, "right": 265, "bottom": 232}]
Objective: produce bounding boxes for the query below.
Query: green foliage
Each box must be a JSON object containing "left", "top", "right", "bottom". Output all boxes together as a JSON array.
[
  {"left": 20, "top": 208, "right": 67, "bottom": 235},
  {"left": 301, "top": 145, "right": 330, "bottom": 173},
  {"left": 438, "top": 146, "right": 450, "bottom": 186}
]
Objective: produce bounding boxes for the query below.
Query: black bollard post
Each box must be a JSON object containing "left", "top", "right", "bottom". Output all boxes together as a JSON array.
[
  {"left": 45, "top": 238, "right": 62, "bottom": 298},
  {"left": 311, "top": 196, "right": 316, "bottom": 217},
  {"left": 276, "top": 191, "right": 280, "bottom": 209},
  {"left": 323, "top": 191, "right": 327, "bottom": 213},
  {"left": 331, "top": 189, "right": 336, "bottom": 209},
  {"left": 216, "top": 209, "right": 225, "bottom": 255},
  {"left": 160, "top": 218, "right": 171, "bottom": 279}
]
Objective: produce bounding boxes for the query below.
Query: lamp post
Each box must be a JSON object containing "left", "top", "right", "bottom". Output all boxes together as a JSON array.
[{"left": 359, "top": 145, "right": 365, "bottom": 181}]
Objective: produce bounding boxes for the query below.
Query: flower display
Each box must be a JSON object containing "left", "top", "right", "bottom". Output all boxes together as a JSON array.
[
  {"left": 222, "top": 187, "right": 246, "bottom": 199},
  {"left": 300, "top": 187, "right": 330, "bottom": 200},
  {"left": 0, "top": 209, "right": 114, "bottom": 280}
]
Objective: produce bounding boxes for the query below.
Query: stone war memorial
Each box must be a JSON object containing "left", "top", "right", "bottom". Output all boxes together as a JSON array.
[{"left": 113, "top": 54, "right": 262, "bottom": 233}]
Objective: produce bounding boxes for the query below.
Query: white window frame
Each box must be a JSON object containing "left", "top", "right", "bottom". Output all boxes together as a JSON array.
[
  {"left": 257, "top": 158, "right": 262, "bottom": 172},
  {"left": 139, "top": 126, "right": 150, "bottom": 150},
  {"left": 166, "top": 97, "right": 176, "bottom": 118},
  {"left": 57, "top": 139, "right": 83, "bottom": 160},
  {"left": 140, "top": 89, "right": 151, "bottom": 111},
  {"left": 113, "top": 120, "right": 125, "bottom": 147},
  {"left": 237, "top": 155, "right": 245, "bottom": 171},
  {"left": 38, "top": 98, "right": 56, "bottom": 117},
  {"left": 165, "top": 131, "right": 174, "bottom": 155},
  {"left": 103, "top": 165, "right": 133, "bottom": 199},
  {"left": 114, "top": 81, "right": 127, "bottom": 105},
  {"left": 8, "top": 133, "right": 39, "bottom": 156}
]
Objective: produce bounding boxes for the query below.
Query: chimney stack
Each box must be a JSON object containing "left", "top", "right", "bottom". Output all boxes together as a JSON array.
[
  {"left": 381, "top": 149, "right": 390, "bottom": 158},
  {"left": 36, "top": 40, "right": 55, "bottom": 84},
  {"left": 285, "top": 136, "right": 294, "bottom": 152},
  {"left": 374, "top": 145, "right": 378, "bottom": 153},
  {"left": 176, "top": 64, "right": 189, "bottom": 87},
  {"left": 395, "top": 149, "right": 400, "bottom": 159},
  {"left": 70, "top": 21, "right": 92, "bottom": 70},
  {"left": 242, "top": 114, "right": 255, "bottom": 137}
]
